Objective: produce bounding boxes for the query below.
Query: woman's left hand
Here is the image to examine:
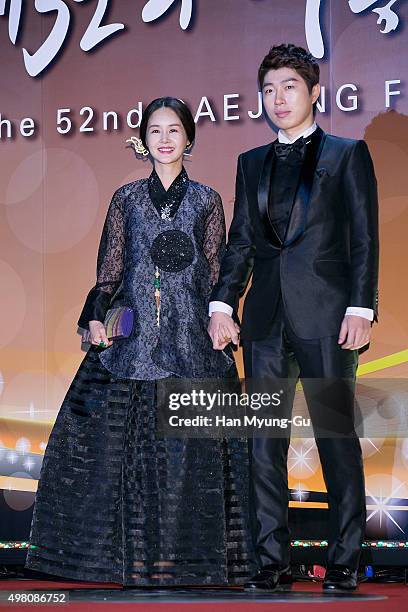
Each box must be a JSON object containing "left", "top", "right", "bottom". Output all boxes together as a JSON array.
[{"left": 89, "top": 320, "right": 113, "bottom": 348}]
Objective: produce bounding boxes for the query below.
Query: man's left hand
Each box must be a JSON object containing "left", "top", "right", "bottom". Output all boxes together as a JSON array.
[{"left": 338, "top": 315, "right": 372, "bottom": 350}]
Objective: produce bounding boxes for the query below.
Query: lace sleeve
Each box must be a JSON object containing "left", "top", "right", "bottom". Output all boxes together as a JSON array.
[
  {"left": 77, "top": 188, "right": 125, "bottom": 329},
  {"left": 203, "top": 190, "right": 226, "bottom": 287}
]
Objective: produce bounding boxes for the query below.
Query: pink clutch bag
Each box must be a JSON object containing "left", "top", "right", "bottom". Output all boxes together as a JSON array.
[{"left": 82, "top": 306, "right": 134, "bottom": 343}]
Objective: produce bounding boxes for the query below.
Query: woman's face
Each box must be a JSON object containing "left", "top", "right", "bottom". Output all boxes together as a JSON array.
[{"left": 145, "top": 107, "right": 190, "bottom": 167}]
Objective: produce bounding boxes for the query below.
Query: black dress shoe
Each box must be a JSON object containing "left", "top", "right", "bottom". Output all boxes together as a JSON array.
[
  {"left": 244, "top": 565, "right": 293, "bottom": 592},
  {"left": 323, "top": 566, "right": 358, "bottom": 591}
]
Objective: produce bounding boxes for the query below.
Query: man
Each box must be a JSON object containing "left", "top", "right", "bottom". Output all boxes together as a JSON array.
[{"left": 208, "top": 44, "right": 379, "bottom": 592}]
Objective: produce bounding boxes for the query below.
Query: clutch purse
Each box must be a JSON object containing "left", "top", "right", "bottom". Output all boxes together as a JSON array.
[{"left": 82, "top": 306, "right": 134, "bottom": 343}]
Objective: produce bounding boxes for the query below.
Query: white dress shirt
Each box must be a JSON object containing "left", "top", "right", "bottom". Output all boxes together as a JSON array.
[{"left": 209, "top": 122, "right": 374, "bottom": 322}]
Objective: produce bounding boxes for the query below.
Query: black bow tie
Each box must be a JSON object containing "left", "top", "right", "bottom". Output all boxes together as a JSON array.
[{"left": 274, "top": 137, "right": 307, "bottom": 161}]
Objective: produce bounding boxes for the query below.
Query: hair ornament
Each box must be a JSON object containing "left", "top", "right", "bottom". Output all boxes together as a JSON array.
[{"left": 126, "top": 137, "right": 149, "bottom": 158}]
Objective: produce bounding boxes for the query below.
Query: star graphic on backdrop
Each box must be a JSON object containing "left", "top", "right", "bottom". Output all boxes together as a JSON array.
[
  {"left": 291, "top": 483, "right": 310, "bottom": 503},
  {"left": 366, "top": 481, "right": 407, "bottom": 534},
  {"left": 23, "top": 457, "right": 35, "bottom": 472},
  {"left": 288, "top": 440, "right": 316, "bottom": 475}
]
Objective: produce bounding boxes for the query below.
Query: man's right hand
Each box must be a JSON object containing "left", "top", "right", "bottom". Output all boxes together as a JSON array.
[
  {"left": 89, "top": 320, "right": 112, "bottom": 347},
  {"left": 208, "top": 312, "right": 240, "bottom": 350}
]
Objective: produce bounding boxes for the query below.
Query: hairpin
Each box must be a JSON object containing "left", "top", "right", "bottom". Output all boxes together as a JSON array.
[{"left": 126, "top": 137, "right": 149, "bottom": 157}]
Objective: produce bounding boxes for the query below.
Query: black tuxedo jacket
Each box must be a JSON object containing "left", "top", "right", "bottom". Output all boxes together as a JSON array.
[{"left": 211, "top": 127, "right": 379, "bottom": 340}]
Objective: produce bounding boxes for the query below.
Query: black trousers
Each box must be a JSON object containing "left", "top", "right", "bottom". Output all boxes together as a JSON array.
[{"left": 242, "top": 305, "right": 366, "bottom": 570}]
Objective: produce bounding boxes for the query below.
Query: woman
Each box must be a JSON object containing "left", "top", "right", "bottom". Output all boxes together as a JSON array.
[{"left": 25, "top": 98, "right": 253, "bottom": 586}]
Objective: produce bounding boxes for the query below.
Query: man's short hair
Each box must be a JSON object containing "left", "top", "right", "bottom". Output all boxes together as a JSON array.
[{"left": 258, "top": 44, "right": 320, "bottom": 92}]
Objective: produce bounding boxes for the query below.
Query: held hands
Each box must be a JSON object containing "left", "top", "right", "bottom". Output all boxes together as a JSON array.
[
  {"left": 208, "top": 312, "right": 240, "bottom": 350},
  {"left": 338, "top": 315, "right": 372, "bottom": 350},
  {"left": 89, "top": 320, "right": 113, "bottom": 348}
]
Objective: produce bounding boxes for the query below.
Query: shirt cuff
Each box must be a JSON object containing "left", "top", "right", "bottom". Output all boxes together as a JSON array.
[
  {"left": 209, "top": 301, "right": 234, "bottom": 317},
  {"left": 345, "top": 306, "right": 374, "bottom": 321}
]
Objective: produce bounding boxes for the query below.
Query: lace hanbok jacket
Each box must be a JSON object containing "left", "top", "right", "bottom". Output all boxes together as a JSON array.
[{"left": 78, "top": 171, "right": 233, "bottom": 380}]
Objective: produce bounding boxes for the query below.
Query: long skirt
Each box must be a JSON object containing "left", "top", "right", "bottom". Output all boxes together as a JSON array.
[{"left": 25, "top": 347, "right": 254, "bottom": 585}]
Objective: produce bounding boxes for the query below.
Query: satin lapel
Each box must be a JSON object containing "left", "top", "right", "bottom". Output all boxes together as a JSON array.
[
  {"left": 284, "top": 127, "right": 326, "bottom": 247},
  {"left": 257, "top": 143, "right": 282, "bottom": 248}
]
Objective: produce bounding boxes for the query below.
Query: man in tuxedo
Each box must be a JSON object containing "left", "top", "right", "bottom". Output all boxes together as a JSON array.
[{"left": 208, "top": 44, "right": 379, "bottom": 592}]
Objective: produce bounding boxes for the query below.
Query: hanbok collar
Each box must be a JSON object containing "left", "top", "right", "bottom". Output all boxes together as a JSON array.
[{"left": 148, "top": 167, "right": 189, "bottom": 220}]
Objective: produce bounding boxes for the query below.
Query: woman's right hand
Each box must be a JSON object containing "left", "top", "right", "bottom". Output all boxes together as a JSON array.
[
  {"left": 208, "top": 312, "right": 240, "bottom": 350},
  {"left": 89, "top": 320, "right": 113, "bottom": 347}
]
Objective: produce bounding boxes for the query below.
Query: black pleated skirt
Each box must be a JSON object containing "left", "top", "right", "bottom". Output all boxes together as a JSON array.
[{"left": 25, "top": 347, "right": 254, "bottom": 585}]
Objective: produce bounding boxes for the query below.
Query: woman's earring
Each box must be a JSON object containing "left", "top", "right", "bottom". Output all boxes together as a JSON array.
[
  {"left": 183, "top": 143, "right": 193, "bottom": 158},
  {"left": 126, "top": 137, "right": 149, "bottom": 158}
]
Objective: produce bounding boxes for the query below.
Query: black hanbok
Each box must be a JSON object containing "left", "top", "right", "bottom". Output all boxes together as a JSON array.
[{"left": 26, "top": 169, "right": 253, "bottom": 585}]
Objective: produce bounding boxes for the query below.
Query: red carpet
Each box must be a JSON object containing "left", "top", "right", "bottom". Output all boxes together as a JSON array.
[{"left": 0, "top": 579, "right": 406, "bottom": 610}]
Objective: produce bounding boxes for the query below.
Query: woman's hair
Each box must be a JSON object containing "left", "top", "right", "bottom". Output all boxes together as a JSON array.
[
  {"left": 139, "top": 97, "right": 195, "bottom": 149},
  {"left": 258, "top": 44, "right": 320, "bottom": 92}
]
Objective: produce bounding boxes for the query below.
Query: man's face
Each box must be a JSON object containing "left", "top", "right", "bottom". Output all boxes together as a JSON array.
[{"left": 262, "top": 67, "right": 320, "bottom": 134}]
